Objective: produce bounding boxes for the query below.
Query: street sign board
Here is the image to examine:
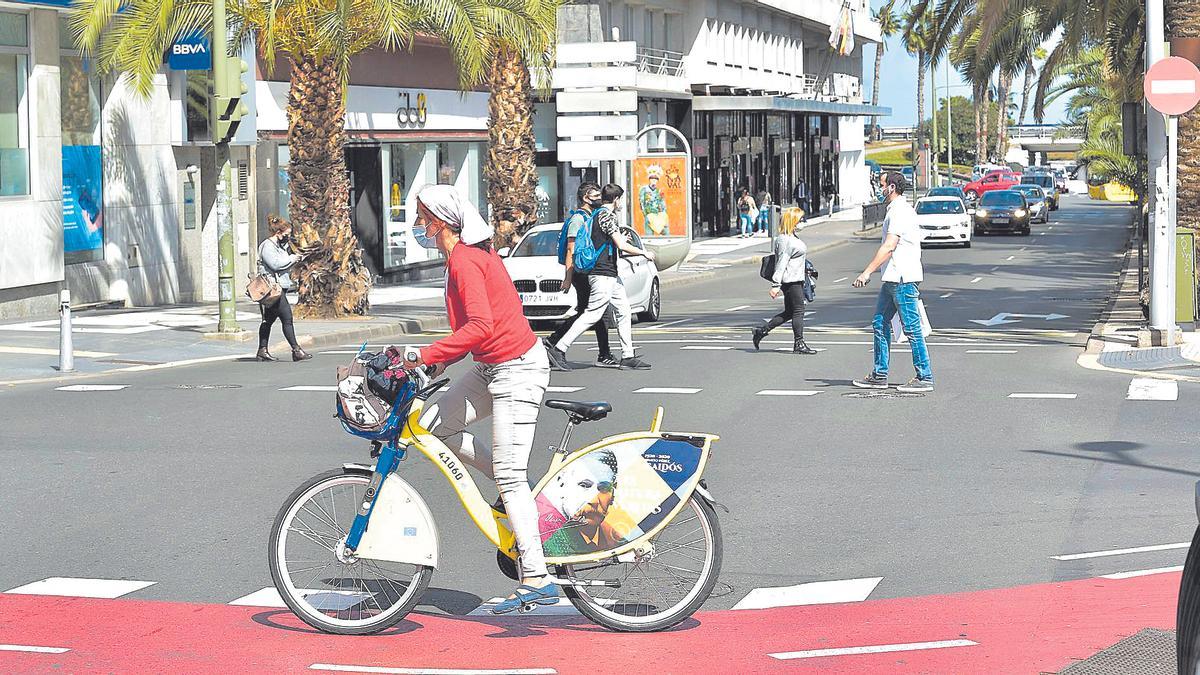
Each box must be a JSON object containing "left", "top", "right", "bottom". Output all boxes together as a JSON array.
[
  {"left": 168, "top": 32, "right": 211, "bottom": 70},
  {"left": 1145, "top": 56, "right": 1200, "bottom": 116}
]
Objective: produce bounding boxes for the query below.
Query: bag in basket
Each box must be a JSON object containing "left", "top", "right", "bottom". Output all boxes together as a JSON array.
[{"left": 336, "top": 356, "right": 391, "bottom": 433}]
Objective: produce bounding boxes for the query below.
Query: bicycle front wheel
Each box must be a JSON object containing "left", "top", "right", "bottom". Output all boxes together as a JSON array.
[
  {"left": 268, "top": 469, "right": 432, "bottom": 635},
  {"left": 558, "top": 494, "right": 722, "bottom": 632}
]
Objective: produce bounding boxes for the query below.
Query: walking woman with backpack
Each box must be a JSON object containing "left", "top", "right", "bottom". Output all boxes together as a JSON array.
[
  {"left": 255, "top": 215, "right": 312, "bottom": 362},
  {"left": 752, "top": 227, "right": 818, "bottom": 355},
  {"left": 737, "top": 188, "right": 757, "bottom": 238},
  {"left": 399, "top": 184, "right": 557, "bottom": 615}
]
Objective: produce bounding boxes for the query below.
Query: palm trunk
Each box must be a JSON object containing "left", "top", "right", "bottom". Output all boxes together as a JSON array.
[
  {"left": 287, "top": 54, "right": 371, "bottom": 318},
  {"left": 1017, "top": 61, "right": 1034, "bottom": 126},
  {"left": 485, "top": 43, "right": 539, "bottom": 250},
  {"left": 994, "top": 72, "right": 1012, "bottom": 160},
  {"left": 1167, "top": 0, "right": 1200, "bottom": 234},
  {"left": 916, "top": 53, "right": 926, "bottom": 178},
  {"left": 974, "top": 82, "right": 983, "bottom": 163},
  {"left": 871, "top": 43, "right": 884, "bottom": 107}
]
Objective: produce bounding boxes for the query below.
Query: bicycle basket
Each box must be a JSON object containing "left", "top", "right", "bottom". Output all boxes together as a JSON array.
[{"left": 335, "top": 352, "right": 416, "bottom": 437}]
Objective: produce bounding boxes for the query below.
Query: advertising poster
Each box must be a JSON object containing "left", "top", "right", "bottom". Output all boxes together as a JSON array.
[
  {"left": 631, "top": 154, "right": 687, "bottom": 240},
  {"left": 62, "top": 145, "right": 104, "bottom": 258}
]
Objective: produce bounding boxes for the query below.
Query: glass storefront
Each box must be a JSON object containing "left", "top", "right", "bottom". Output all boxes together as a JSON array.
[
  {"left": 0, "top": 11, "right": 29, "bottom": 197},
  {"left": 59, "top": 18, "right": 104, "bottom": 264},
  {"left": 381, "top": 140, "right": 485, "bottom": 271}
]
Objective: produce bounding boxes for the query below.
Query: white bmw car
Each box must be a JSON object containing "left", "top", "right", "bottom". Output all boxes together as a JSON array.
[
  {"left": 500, "top": 222, "right": 661, "bottom": 323},
  {"left": 915, "top": 196, "right": 973, "bottom": 248}
]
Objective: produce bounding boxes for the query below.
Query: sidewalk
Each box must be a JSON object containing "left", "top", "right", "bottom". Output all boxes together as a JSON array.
[
  {"left": 1078, "top": 217, "right": 1200, "bottom": 381},
  {"left": 0, "top": 214, "right": 872, "bottom": 386}
]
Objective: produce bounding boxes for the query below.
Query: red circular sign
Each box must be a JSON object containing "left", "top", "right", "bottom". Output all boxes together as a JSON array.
[{"left": 1145, "top": 56, "right": 1200, "bottom": 116}]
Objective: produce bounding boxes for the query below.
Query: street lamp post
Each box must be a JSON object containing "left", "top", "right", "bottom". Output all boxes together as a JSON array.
[{"left": 933, "top": 82, "right": 971, "bottom": 183}]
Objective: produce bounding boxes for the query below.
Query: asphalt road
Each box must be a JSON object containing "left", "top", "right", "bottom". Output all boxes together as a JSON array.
[{"left": 2, "top": 195, "right": 1191, "bottom": 621}]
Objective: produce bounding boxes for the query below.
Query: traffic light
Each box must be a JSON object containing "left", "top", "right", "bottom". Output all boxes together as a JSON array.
[{"left": 209, "top": 50, "right": 249, "bottom": 144}]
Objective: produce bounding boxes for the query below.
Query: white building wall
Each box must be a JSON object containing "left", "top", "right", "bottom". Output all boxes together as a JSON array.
[{"left": 838, "top": 115, "right": 869, "bottom": 207}]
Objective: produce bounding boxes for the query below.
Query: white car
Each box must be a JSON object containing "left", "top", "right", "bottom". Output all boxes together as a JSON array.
[
  {"left": 500, "top": 222, "right": 661, "bottom": 323},
  {"left": 915, "top": 196, "right": 972, "bottom": 248}
]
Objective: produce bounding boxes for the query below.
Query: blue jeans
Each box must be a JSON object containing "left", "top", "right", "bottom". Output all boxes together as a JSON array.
[
  {"left": 739, "top": 213, "right": 754, "bottom": 235},
  {"left": 757, "top": 207, "right": 770, "bottom": 232},
  {"left": 871, "top": 282, "right": 932, "bottom": 381}
]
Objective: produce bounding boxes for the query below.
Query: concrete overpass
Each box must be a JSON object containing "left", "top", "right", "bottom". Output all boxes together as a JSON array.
[{"left": 872, "top": 123, "right": 1081, "bottom": 165}]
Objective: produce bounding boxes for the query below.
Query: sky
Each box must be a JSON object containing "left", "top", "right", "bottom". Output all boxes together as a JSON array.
[{"left": 863, "top": 0, "right": 1069, "bottom": 126}]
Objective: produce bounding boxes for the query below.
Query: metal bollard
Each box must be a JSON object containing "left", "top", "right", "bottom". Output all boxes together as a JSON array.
[{"left": 59, "top": 289, "right": 74, "bottom": 372}]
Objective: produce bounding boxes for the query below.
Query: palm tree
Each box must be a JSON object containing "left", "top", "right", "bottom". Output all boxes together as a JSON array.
[
  {"left": 1018, "top": 47, "right": 1047, "bottom": 126},
  {"left": 482, "top": 1, "right": 561, "bottom": 250},
  {"left": 69, "top": 0, "right": 506, "bottom": 318},
  {"left": 902, "top": 9, "right": 935, "bottom": 170},
  {"left": 871, "top": 1, "right": 900, "bottom": 108},
  {"left": 1165, "top": 0, "right": 1197, "bottom": 232}
]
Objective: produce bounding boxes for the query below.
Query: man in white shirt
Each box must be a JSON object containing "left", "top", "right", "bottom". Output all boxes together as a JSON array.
[{"left": 850, "top": 172, "right": 934, "bottom": 392}]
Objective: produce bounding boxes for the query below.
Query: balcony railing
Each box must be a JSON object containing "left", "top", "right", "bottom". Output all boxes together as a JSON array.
[{"left": 636, "top": 47, "right": 686, "bottom": 78}]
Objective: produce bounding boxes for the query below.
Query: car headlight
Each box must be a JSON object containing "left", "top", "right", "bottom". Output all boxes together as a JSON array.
[
  {"left": 1014, "top": 208, "right": 1026, "bottom": 217},
  {"left": 976, "top": 209, "right": 987, "bottom": 218}
]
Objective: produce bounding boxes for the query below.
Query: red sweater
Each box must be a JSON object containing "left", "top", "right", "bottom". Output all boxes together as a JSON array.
[{"left": 421, "top": 244, "right": 537, "bottom": 366}]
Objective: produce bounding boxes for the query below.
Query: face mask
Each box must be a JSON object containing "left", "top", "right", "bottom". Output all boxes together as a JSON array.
[
  {"left": 279, "top": 233, "right": 291, "bottom": 244},
  {"left": 413, "top": 225, "right": 439, "bottom": 250},
  {"left": 586, "top": 195, "right": 603, "bottom": 208}
]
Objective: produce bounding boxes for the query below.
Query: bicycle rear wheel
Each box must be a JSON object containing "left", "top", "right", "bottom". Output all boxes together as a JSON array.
[
  {"left": 558, "top": 494, "right": 722, "bottom": 632},
  {"left": 268, "top": 469, "right": 432, "bottom": 635}
]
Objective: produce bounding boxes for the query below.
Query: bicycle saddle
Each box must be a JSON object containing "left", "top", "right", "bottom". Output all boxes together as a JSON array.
[{"left": 545, "top": 399, "right": 611, "bottom": 421}]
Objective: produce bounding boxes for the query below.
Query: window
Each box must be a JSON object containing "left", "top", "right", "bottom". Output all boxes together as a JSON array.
[
  {"left": 512, "top": 229, "right": 561, "bottom": 258},
  {"left": 0, "top": 12, "right": 30, "bottom": 197},
  {"left": 916, "top": 200, "right": 964, "bottom": 215}
]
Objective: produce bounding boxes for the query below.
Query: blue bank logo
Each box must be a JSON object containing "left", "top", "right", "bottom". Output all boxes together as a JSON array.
[{"left": 168, "top": 34, "right": 210, "bottom": 71}]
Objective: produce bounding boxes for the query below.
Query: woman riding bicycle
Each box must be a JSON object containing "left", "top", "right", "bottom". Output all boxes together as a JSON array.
[{"left": 401, "top": 184, "right": 556, "bottom": 614}]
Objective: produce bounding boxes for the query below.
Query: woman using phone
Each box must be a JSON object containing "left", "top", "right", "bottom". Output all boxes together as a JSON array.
[{"left": 255, "top": 214, "right": 312, "bottom": 362}]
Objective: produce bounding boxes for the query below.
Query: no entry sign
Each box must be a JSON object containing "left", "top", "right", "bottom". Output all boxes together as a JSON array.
[{"left": 1145, "top": 56, "right": 1200, "bottom": 116}]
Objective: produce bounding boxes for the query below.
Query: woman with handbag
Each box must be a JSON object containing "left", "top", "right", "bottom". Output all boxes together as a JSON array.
[
  {"left": 752, "top": 227, "right": 817, "bottom": 355},
  {"left": 736, "top": 188, "right": 757, "bottom": 238},
  {"left": 254, "top": 215, "right": 311, "bottom": 362}
]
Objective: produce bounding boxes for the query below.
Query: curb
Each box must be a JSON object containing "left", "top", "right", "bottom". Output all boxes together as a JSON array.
[
  {"left": 271, "top": 315, "right": 450, "bottom": 354},
  {"left": 1084, "top": 211, "right": 1140, "bottom": 355}
]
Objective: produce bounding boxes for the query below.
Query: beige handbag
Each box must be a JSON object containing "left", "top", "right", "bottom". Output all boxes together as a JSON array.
[{"left": 246, "top": 273, "right": 282, "bottom": 306}]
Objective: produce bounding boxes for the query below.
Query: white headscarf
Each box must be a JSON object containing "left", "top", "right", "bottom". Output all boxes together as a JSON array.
[{"left": 416, "top": 184, "right": 494, "bottom": 246}]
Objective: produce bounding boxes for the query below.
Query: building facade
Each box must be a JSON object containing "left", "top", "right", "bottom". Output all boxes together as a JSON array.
[{"left": 550, "top": 0, "right": 887, "bottom": 237}]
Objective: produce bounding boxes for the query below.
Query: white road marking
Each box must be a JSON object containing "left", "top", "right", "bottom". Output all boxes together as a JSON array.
[
  {"left": 312, "top": 664, "right": 557, "bottom": 675},
  {"left": 467, "top": 596, "right": 582, "bottom": 617},
  {"left": 0, "top": 346, "right": 114, "bottom": 357},
  {"left": 55, "top": 384, "right": 129, "bottom": 392},
  {"left": 1005, "top": 255, "right": 1015, "bottom": 261},
  {"left": 732, "top": 577, "right": 880, "bottom": 610},
  {"left": 1101, "top": 565, "right": 1184, "bottom": 580},
  {"left": 724, "top": 305, "right": 752, "bottom": 312},
  {"left": 966, "top": 349, "right": 1018, "bottom": 354},
  {"left": 833, "top": 277, "right": 848, "bottom": 283},
  {"left": 320, "top": 350, "right": 367, "bottom": 355},
  {"left": 652, "top": 318, "right": 691, "bottom": 329},
  {"left": 688, "top": 299, "right": 711, "bottom": 303},
  {"left": 634, "top": 387, "right": 701, "bottom": 394},
  {"left": 970, "top": 277, "right": 982, "bottom": 284},
  {"left": 229, "top": 587, "right": 288, "bottom": 607},
  {"left": 774, "top": 347, "right": 827, "bottom": 352},
  {"left": 1019, "top": 247, "right": 1027, "bottom": 251},
  {"left": 1038, "top": 232, "right": 1047, "bottom": 235},
  {"left": 680, "top": 345, "right": 731, "bottom": 350},
  {"left": 939, "top": 293, "right": 953, "bottom": 298},
  {"left": 1008, "top": 393, "right": 1077, "bottom": 399},
  {"left": 280, "top": 385, "right": 338, "bottom": 392},
  {"left": 0, "top": 644, "right": 70, "bottom": 654},
  {"left": 546, "top": 386, "right": 585, "bottom": 393},
  {"left": 769, "top": 639, "right": 978, "bottom": 661},
  {"left": 1126, "top": 378, "right": 1179, "bottom": 401},
  {"left": 230, "top": 587, "right": 375, "bottom": 609},
  {"left": 756, "top": 390, "right": 822, "bottom": 396},
  {"left": 5, "top": 577, "right": 155, "bottom": 598},
  {"left": 1052, "top": 542, "right": 1190, "bottom": 561}
]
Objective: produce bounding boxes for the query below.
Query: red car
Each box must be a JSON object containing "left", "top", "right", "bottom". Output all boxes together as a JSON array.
[{"left": 963, "top": 171, "right": 1021, "bottom": 201}]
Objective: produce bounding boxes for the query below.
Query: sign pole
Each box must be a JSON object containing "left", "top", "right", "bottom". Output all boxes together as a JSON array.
[
  {"left": 213, "top": 0, "right": 239, "bottom": 333},
  {"left": 1146, "top": 0, "right": 1173, "bottom": 344}
]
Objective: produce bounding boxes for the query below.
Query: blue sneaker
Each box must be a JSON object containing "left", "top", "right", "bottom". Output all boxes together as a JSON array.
[{"left": 490, "top": 583, "right": 560, "bottom": 614}]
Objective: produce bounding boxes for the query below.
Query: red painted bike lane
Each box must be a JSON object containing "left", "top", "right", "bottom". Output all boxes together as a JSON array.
[{"left": 0, "top": 572, "right": 1179, "bottom": 674}]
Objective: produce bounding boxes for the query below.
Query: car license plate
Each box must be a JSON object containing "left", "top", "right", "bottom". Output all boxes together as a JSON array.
[
  {"left": 520, "top": 293, "right": 554, "bottom": 303},
  {"left": 994, "top": 218, "right": 1009, "bottom": 224}
]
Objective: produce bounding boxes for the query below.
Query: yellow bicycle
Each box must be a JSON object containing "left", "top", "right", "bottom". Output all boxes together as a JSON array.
[{"left": 268, "top": 361, "right": 723, "bottom": 634}]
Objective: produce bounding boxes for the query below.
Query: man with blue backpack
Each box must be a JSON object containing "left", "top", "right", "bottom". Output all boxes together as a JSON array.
[
  {"left": 546, "top": 183, "right": 655, "bottom": 371},
  {"left": 545, "top": 183, "right": 616, "bottom": 371}
]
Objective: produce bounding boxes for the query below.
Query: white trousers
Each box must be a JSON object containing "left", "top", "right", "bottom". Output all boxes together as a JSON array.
[
  {"left": 418, "top": 342, "right": 551, "bottom": 579},
  {"left": 555, "top": 275, "right": 633, "bottom": 357}
]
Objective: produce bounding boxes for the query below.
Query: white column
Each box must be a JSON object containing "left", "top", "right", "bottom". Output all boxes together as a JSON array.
[{"left": 1146, "top": 0, "right": 1175, "bottom": 343}]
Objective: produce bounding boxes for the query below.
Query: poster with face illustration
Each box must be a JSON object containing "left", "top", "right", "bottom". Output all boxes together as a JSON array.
[{"left": 535, "top": 437, "right": 705, "bottom": 557}]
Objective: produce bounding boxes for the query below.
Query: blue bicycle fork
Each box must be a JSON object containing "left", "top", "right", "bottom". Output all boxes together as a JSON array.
[{"left": 345, "top": 440, "right": 406, "bottom": 550}]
